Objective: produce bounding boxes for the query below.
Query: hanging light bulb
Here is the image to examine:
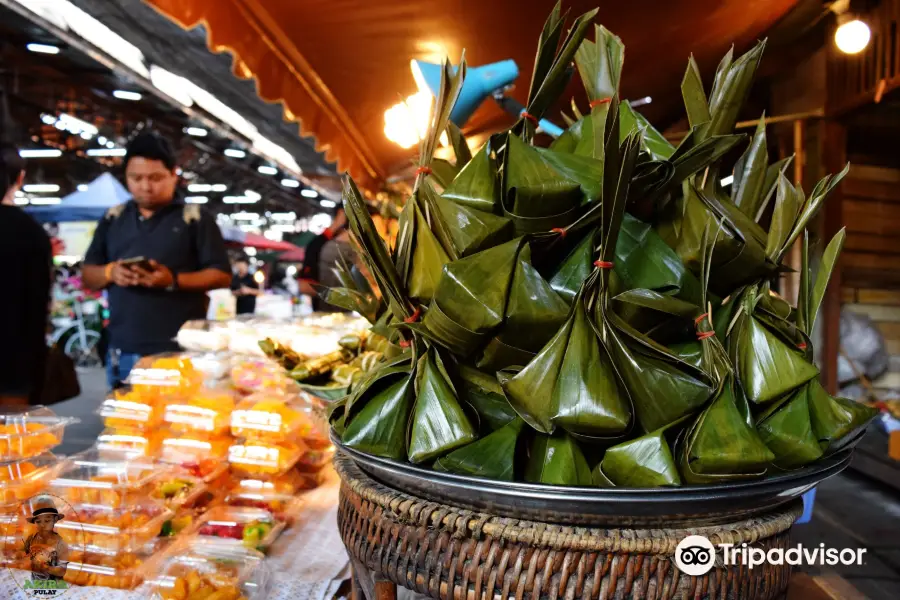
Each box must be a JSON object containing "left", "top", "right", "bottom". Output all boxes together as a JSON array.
[{"left": 835, "top": 16, "right": 870, "bottom": 54}]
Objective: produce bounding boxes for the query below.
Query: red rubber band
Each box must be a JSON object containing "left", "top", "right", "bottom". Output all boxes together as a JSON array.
[
  {"left": 521, "top": 111, "right": 539, "bottom": 125},
  {"left": 551, "top": 227, "right": 567, "bottom": 237},
  {"left": 594, "top": 260, "right": 614, "bottom": 269},
  {"left": 694, "top": 313, "right": 709, "bottom": 325},
  {"left": 404, "top": 307, "right": 422, "bottom": 323},
  {"left": 399, "top": 339, "right": 411, "bottom": 348},
  {"left": 797, "top": 342, "right": 808, "bottom": 350},
  {"left": 697, "top": 331, "right": 716, "bottom": 340},
  {"left": 589, "top": 98, "right": 612, "bottom": 108},
  {"left": 415, "top": 166, "right": 432, "bottom": 176}
]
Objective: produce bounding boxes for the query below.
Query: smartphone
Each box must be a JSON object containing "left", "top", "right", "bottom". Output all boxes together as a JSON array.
[{"left": 121, "top": 256, "right": 154, "bottom": 271}]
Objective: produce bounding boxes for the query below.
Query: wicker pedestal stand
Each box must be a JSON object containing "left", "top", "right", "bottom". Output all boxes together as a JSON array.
[{"left": 336, "top": 454, "right": 802, "bottom": 600}]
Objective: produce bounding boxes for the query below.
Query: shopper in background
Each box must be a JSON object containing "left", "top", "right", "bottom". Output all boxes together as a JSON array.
[
  {"left": 231, "top": 255, "right": 261, "bottom": 315},
  {"left": 0, "top": 140, "right": 52, "bottom": 406},
  {"left": 298, "top": 208, "right": 355, "bottom": 312},
  {"left": 82, "top": 131, "right": 231, "bottom": 388}
]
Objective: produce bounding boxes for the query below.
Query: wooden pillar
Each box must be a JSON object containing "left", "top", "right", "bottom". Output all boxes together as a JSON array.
[{"left": 821, "top": 120, "right": 846, "bottom": 394}]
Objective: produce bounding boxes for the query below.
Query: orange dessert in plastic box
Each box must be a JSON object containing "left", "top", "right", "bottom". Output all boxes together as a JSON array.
[
  {"left": 164, "top": 387, "right": 237, "bottom": 435},
  {"left": 230, "top": 357, "right": 293, "bottom": 394},
  {"left": 63, "top": 549, "right": 149, "bottom": 589},
  {"left": 150, "top": 537, "right": 270, "bottom": 600},
  {"left": 49, "top": 458, "right": 162, "bottom": 509},
  {"left": 54, "top": 501, "right": 173, "bottom": 553},
  {"left": 94, "top": 427, "right": 164, "bottom": 459},
  {"left": 227, "top": 439, "right": 302, "bottom": 478},
  {"left": 231, "top": 393, "right": 314, "bottom": 441},
  {"left": 99, "top": 387, "right": 169, "bottom": 430},
  {"left": 149, "top": 473, "right": 210, "bottom": 511},
  {"left": 0, "top": 406, "right": 75, "bottom": 461},
  {"left": 127, "top": 354, "right": 203, "bottom": 398},
  {"left": 0, "top": 453, "right": 67, "bottom": 506},
  {"left": 159, "top": 434, "right": 232, "bottom": 484}
]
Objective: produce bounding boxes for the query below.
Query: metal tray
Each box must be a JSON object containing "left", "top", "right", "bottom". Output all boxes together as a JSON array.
[{"left": 333, "top": 433, "right": 854, "bottom": 526}]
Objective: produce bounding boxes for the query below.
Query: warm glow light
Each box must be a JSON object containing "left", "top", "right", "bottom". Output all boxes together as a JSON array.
[
  {"left": 835, "top": 19, "right": 870, "bottom": 54},
  {"left": 384, "top": 91, "right": 434, "bottom": 148}
]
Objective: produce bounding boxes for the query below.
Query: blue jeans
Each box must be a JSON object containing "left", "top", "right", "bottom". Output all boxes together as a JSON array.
[{"left": 106, "top": 349, "right": 142, "bottom": 390}]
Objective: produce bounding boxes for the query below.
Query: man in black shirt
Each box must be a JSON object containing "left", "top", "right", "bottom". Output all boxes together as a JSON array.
[
  {"left": 0, "top": 141, "right": 52, "bottom": 407},
  {"left": 83, "top": 132, "right": 231, "bottom": 387},
  {"left": 231, "top": 256, "right": 260, "bottom": 315}
]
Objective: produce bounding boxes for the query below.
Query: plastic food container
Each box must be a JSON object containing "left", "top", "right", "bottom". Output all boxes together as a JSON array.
[
  {"left": 93, "top": 427, "right": 164, "bottom": 459},
  {"left": 230, "top": 355, "right": 299, "bottom": 394},
  {"left": 191, "top": 505, "right": 285, "bottom": 553},
  {"left": 62, "top": 549, "right": 149, "bottom": 589},
  {"left": 0, "top": 453, "right": 68, "bottom": 506},
  {"left": 149, "top": 474, "right": 210, "bottom": 510},
  {"left": 49, "top": 459, "right": 163, "bottom": 509},
  {"left": 159, "top": 434, "right": 232, "bottom": 484},
  {"left": 0, "top": 406, "right": 76, "bottom": 461},
  {"left": 55, "top": 501, "right": 173, "bottom": 553},
  {"left": 295, "top": 444, "right": 335, "bottom": 472},
  {"left": 224, "top": 488, "right": 305, "bottom": 525},
  {"left": 230, "top": 393, "right": 315, "bottom": 441},
  {"left": 176, "top": 320, "right": 231, "bottom": 352},
  {"left": 227, "top": 440, "right": 302, "bottom": 478},
  {"left": 149, "top": 537, "right": 271, "bottom": 600},
  {"left": 163, "top": 387, "right": 237, "bottom": 435},
  {"left": 183, "top": 351, "right": 232, "bottom": 380},
  {"left": 99, "top": 387, "right": 168, "bottom": 430},
  {"left": 127, "top": 354, "right": 203, "bottom": 397}
]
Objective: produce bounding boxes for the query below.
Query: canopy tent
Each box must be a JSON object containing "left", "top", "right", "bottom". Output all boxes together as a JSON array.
[
  {"left": 27, "top": 173, "right": 131, "bottom": 224},
  {"left": 141, "top": 0, "right": 801, "bottom": 190},
  {"left": 221, "top": 226, "right": 303, "bottom": 252}
]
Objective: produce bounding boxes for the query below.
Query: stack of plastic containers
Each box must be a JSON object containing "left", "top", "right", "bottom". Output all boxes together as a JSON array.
[{"left": 0, "top": 406, "right": 77, "bottom": 569}]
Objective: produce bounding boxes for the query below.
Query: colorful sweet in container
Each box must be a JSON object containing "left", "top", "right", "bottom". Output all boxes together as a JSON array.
[
  {"left": 62, "top": 550, "right": 148, "bottom": 589},
  {"left": 99, "top": 387, "right": 169, "bottom": 430},
  {"left": 227, "top": 439, "right": 302, "bottom": 478},
  {"left": 0, "top": 453, "right": 67, "bottom": 506},
  {"left": 192, "top": 505, "right": 284, "bottom": 553},
  {"left": 159, "top": 435, "right": 232, "bottom": 484},
  {"left": 0, "top": 406, "right": 76, "bottom": 461},
  {"left": 150, "top": 537, "right": 269, "bottom": 600},
  {"left": 230, "top": 393, "right": 314, "bottom": 441},
  {"left": 159, "top": 509, "right": 200, "bottom": 539},
  {"left": 230, "top": 357, "right": 294, "bottom": 394},
  {"left": 127, "top": 354, "right": 203, "bottom": 398},
  {"left": 52, "top": 501, "right": 173, "bottom": 553},
  {"left": 49, "top": 459, "right": 161, "bottom": 509},
  {"left": 150, "top": 474, "right": 210, "bottom": 510},
  {"left": 164, "top": 388, "right": 237, "bottom": 435},
  {"left": 224, "top": 488, "right": 304, "bottom": 525}
]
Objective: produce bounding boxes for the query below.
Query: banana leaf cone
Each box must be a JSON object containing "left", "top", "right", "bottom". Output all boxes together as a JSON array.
[
  {"left": 477, "top": 244, "right": 569, "bottom": 371},
  {"left": 433, "top": 418, "right": 525, "bottom": 481},
  {"left": 408, "top": 348, "right": 477, "bottom": 463},
  {"left": 678, "top": 380, "right": 774, "bottom": 484},
  {"left": 435, "top": 193, "right": 513, "bottom": 257},
  {"left": 456, "top": 365, "right": 518, "bottom": 433},
  {"left": 807, "top": 378, "right": 878, "bottom": 455},
  {"left": 395, "top": 195, "right": 451, "bottom": 304},
  {"left": 422, "top": 237, "right": 524, "bottom": 356},
  {"left": 756, "top": 386, "right": 823, "bottom": 470},
  {"left": 549, "top": 229, "right": 596, "bottom": 304},
  {"left": 593, "top": 416, "right": 688, "bottom": 487},
  {"left": 341, "top": 363, "right": 415, "bottom": 461},
  {"left": 441, "top": 144, "right": 501, "bottom": 214},
  {"left": 525, "top": 431, "right": 593, "bottom": 486},
  {"left": 730, "top": 291, "right": 819, "bottom": 406},
  {"left": 499, "top": 287, "right": 631, "bottom": 438},
  {"left": 501, "top": 134, "right": 603, "bottom": 235}
]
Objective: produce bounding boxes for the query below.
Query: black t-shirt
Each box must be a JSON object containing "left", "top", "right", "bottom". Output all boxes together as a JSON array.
[
  {"left": 84, "top": 200, "right": 230, "bottom": 354},
  {"left": 0, "top": 205, "right": 51, "bottom": 398},
  {"left": 231, "top": 273, "right": 258, "bottom": 315}
]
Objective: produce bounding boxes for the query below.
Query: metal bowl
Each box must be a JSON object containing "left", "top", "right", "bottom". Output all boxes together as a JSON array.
[{"left": 333, "top": 433, "right": 853, "bottom": 526}]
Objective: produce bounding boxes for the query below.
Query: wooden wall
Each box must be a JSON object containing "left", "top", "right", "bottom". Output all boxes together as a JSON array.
[{"left": 841, "top": 164, "right": 900, "bottom": 290}]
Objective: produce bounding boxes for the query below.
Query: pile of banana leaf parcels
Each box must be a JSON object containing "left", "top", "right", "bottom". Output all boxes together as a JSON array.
[{"left": 319, "top": 4, "right": 876, "bottom": 488}]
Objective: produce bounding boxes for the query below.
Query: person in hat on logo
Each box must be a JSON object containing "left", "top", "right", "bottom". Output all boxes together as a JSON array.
[{"left": 23, "top": 495, "right": 68, "bottom": 582}]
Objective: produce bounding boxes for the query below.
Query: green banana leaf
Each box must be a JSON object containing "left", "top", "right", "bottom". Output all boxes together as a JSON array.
[
  {"left": 606, "top": 310, "right": 713, "bottom": 432},
  {"left": 321, "top": 287, "right": 380, "bottom": 323},
  {"left": 457, "top": 365, "right": 518, "bottom": 433},
  {"left": 756, "top": 386, "right": 823, "bottom": 470},
  {"left": 442, "top": 145, "right": 500, "bottom": 214},
  {"left": 807, "top": 378, "right": 878, "bottom": 454},
  {"left": 433, "top": 418, "right": 524, "bottom": 480},
  {"left": 396, "top": 197, "right": 451, "bottom": 304},
  {"left": 408, "top": 349, "right": 477, "bottom": 463},
  {"left": 594, "top": 416, "right": 688, "bottom": 487},
  {"left": 731, "top": 117, "right": 769, "bottom": 218},
  {"left": 575, "top": 24, "right": 623, "bottom": 104},
  {"left": 423, "top": 237, "right": 524, "bottom": 356},
  {"left": 549, "top": 230, "right": 595, "bottom": 304},
  {"left": 681, "top": 55, "right": 710, "bottom": 130},
  {"left": 298, "top": 383, "right": 350, "bottom": 402},
  {"left": 525, "top": 431, "right": 592, "bottom": 486},
  {"left": 342, "top": 374, "right": 414, "bottom": 460},
  {"left": 476, "top": 338, "right": 536, "bottom": 372},
  {"left": 702, "top": 41, "right": 765, "bottom": 140},
  {"left": 753, "top": 156, "right": 793, "bottom": 222},
  {"left": 679, "top": 381, "right": 774, "bottom": 483},
  {"left": 500, "top": 290, "right": 631, "bottom": 438},
  {"left": 669, "top": 341, "right": 704, "bottom": 371},
  {"left": 619, "top": 102, "right": 675, "bottom": 160},
  {"left": 732, "top": 300, "right": 819, "bottom": 405},
  {"left": 435, "top": 194, "right": 513, "bottom": 257}
]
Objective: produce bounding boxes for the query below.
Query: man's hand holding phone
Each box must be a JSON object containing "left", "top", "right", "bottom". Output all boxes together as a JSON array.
[{"left": 131, "top": 259, "right": 175, "bottom": 289}]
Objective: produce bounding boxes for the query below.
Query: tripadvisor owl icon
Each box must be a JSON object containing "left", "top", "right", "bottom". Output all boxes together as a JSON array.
[{"left": 675, "top": 535, "right": 716, "bottom": 576}]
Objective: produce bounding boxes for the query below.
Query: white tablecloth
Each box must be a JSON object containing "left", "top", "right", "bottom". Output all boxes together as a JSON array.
[{"left": 1, "top": 474, "right": 349, "bottom": 600}]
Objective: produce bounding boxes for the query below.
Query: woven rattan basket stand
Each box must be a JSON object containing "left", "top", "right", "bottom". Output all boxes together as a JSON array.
[{"left": 335, "top": 453, "right": 803, "bottom": 600}]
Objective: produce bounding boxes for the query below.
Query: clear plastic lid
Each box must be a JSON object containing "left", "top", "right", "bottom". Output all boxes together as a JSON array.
[
  {"left": 94, "top": 427, "right": 164, "bottom": 459},
  {"left": 224, "top": 488, "right": 305, "bottom": 525},
  {"left": 183, "top": 351, "right": 233, "bottom": 380},
  {"left": 49, "top": 459, "right": 162, "bottom": 509},
  {"left": 191, "top": 505, "right": 285, "bottom": 553},
  {"left": 150, "top": 537, "right": 271, "bottom": 600},
  {"left": 228, "top": 468, "right": 306, "bottom": 498},
  {"left": 55, "top": 501, "right": 174, "bottom": 554},
  {"left": 230, "top": 392, "right": 319, "bottom": 441},
  {"left": 163, "top": 386, "right": 237, "bottom": 434},
  {"left": 158, "top": 434, "right": 232, "bottom": 483},
  {"left": 0, "top": 405, "right": 77, "bottom": 461},
  {"left": 176, "top": 320, "right": 232, "bottom": 352},
  {"left": 230, "top": 356, "right": 295, "bottom": 394},
  {"left": 99, "top": 387, "right": 169, "bottom": 430},
  {"left": 126, "top": 354, "right": 203, "bottom": 393},
  {"left": 62, "top": 549, "right": 150, "bottom": 589},
  {"left": 0, "top": 453, "right": 68, "bottom": 506},
  {"left": 227, "top": 440, "right": 302, "bottom": 479}
]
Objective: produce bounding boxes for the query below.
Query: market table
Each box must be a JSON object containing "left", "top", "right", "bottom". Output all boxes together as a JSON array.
[{"left": 0, "top": 471, "right": 349, "bottom": 600}]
